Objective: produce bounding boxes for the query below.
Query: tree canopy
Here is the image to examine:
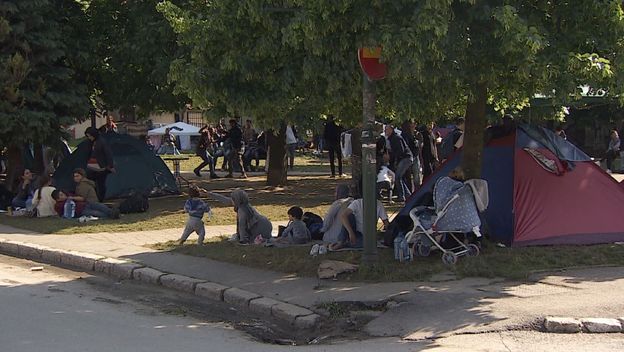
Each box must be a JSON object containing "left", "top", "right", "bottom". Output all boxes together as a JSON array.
[
  {"left": 84, "top": 0, "right": 188, "bottom": 118},
  {"left": 160, "top": 0, "right": 624, "bottom": 177},
  {"left": 0, "top": 0, "right": 89, "bottom": 147}
]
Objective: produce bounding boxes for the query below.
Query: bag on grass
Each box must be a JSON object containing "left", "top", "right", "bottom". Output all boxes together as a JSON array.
[
  {"left": 302, "top": 211, "right": 324, "bottom": 240},
  {"left": 119, "top": 191, "right": 149, "bottom": 214}
]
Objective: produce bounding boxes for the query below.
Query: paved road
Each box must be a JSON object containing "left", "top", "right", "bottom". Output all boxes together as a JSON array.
[{"left": 1, "top": 255, "right": 623, "bottom": 352}]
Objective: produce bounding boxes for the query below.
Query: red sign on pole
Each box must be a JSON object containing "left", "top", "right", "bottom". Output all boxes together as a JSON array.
[{"left": 358, "top": 47, "right": 387, "bottom": 81}]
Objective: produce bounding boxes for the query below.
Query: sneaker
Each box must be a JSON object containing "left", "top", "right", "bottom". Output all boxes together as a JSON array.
[
  {"left": 210, "top": 173, "right": 220, "bottom": 179},
  {"left": 228, "top": 233, "right": 239, "bottom": 242},
  {"left": 339, "top": 173, "right": 347, "bottom": 177},
  {"left": 193, "top": 169, "right": 201, "bottom": 177},
  {"left": 309, "top": 244, "right": 320, "bottom": 256},
  {"left": 318, "top": 245, "right": 328, "bottom": 255},
  {"left": 78, "top": 216, "right": 87, "bottom": 223},
  {"left": 330, "top": 174, "right": 336, "bottom": 178}
]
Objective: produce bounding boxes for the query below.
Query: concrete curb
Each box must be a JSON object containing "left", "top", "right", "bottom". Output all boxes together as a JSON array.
[
  {"left": 0, "top": 239, "right": 323, "bottom": 330},
  {"left": 544, "top": 316, "right": 623, "bottom": 333}
]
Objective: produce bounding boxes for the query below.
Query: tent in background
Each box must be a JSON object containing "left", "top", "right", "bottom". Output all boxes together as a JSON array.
[
  {"left": 53, "top": 133, "right": 179, "bottom": 200},
  {"left": 147, "top": 122, "right": 200, "bottom": 150},
  {"left": 395, "top": 124, "right": 624, "bottom": 247}
]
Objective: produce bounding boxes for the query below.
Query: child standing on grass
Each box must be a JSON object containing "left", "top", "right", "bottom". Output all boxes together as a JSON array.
[{"left": 178, "top": 187, "right": 210, "bottom": 246}]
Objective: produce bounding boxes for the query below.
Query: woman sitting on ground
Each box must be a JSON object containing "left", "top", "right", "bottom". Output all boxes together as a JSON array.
[
  {"left": 231, "top": 189, "right": 272, "bottom": 244},
  {"left": 11, "top": 168, "right": 38, "bottom": 209},
  {"left": 31, "top": 175, "right": 57, "bottom": 217},
  {"left": 320, "top": 184, "right": 353, "bottom": 243}
]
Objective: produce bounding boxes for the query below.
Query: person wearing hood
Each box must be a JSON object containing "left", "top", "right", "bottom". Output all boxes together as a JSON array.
[
  {"left": 84, "top": 127, "right": 115, "bottom": 202},
  {"left": 230, "top": 189, "right": 272, "bottom": 244}
]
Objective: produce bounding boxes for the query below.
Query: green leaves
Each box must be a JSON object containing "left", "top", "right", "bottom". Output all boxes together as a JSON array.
[{"left": 0, "top": 0, "right": 89, "bottom": 146}]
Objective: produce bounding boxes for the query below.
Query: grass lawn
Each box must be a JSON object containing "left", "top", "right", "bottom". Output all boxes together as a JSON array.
[
  {"left": 163, "top": 152, "right": 342, "bottom": 174},
  {"left": 2, "top": 175, "right": 398, "bottom": 234},
  {"left": 151, "top": 238, "right": 624, "bottom": 282}
]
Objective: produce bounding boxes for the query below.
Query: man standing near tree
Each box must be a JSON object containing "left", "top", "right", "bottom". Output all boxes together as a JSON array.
[
  {"left": 225, "top": 119, "right": 247, "bottom": 179},
  {"left": 385, "top": 124, "right": 413, "bottom": 203},
  {"left": 323, "top": 115, "right": 344, "bottom": 178},
  {"left": 84, "top": 127, "right": 115, "bottom": 202}
]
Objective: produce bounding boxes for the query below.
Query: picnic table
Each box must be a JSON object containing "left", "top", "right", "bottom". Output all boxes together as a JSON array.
[{"left": 161, "top": 155, "right": 190, "bottom": 189}]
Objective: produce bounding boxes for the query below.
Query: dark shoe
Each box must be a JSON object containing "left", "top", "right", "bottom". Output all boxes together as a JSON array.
[
  {"left": 225, "top": 174, "right": 233, "bottom": 178},
  {"left": 210, "top": 173, "right": 220, "bottom": 179},
  {"left": 193, "top": 169, "right": 201, "bottom": 177}
]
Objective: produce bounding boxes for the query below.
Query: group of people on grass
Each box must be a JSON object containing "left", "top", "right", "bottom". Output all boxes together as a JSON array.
[
  {"left": 178, "top": 183, "right": 390, "bottom": 251},
  {"left": 7, "top": 126, "right": 119, "bottom": 221},
  {"left": 193, "top": 119, "right": 273, "bottom": 179}
]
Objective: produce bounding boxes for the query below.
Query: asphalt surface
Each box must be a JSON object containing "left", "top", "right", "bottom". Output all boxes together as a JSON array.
[{"left": 2, "top": 255, "right": 623, "bottom": 351}]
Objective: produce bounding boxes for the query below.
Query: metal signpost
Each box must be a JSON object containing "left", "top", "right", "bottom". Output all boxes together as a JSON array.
[{"left": 357, "top": 47, "right": 387, "bottom": 265}]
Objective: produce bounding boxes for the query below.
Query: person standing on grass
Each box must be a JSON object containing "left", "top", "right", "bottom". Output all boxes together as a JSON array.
[
  {"left": 606, "top": 129, "right": 621, "bottom": 173},
  {"left": 285, "top": 123, "right": 298, "bottom": 170},
  {"left": 230, "top": 189, "right": 272, "bottom": 244},
  {"left": 323, "top": 115, "right": 344, "bottom": 178},
  {"left": 385, "top": 124, "right": 413, "bottom": 203},
  {"left": 225, "top": 119, "right": 247, "bottom": 178},
  {"left": 194, "top": 125, "right": 219, "bottom": 179},
  {"left": 84, "top": 127, "right": 115, "bottom": 202},
  {"left": 178, "top": 187, "right": 210, "bottom": 246}
]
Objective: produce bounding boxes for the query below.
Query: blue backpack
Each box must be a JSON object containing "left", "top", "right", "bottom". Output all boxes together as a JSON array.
[{"left": 393, "top": 232, "right": 412, "bottom": 262}]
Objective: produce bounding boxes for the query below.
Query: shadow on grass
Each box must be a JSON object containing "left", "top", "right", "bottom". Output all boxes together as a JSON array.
[
  {"left": 0, "top": 175, "right": 348, "bottom": 235},
  {"left": 152, "top": 238, "right": 624, "bottom": 282}
]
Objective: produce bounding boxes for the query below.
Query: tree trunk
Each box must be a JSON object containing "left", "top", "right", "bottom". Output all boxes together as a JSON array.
[
  {"left": 33, "top": 143, "right": 45, "bottom": 176},
  {"left": 461, "top": 82, "right": 488, "bottom": 179},
  {"left": 6, "top": 145, "right": 24, "bottom": 192},
  {"left": 266, "top": 127, "right": 287, "bottom": 186}
]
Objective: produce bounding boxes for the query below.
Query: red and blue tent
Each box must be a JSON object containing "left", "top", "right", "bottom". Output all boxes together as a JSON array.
[{"left": 397, "top": 124, "right": 624, "bottom": 246}]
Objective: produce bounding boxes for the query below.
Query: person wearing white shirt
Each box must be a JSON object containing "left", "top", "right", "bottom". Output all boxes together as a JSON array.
[
  {"left": 376, "top": 164, "right": 395, "bottom": 203},
  {"left": 285, "top": 124, "right": 298, "bottom": 170},
  {"left": 329, "top": 198, "right": 390, "bottom": 250}
]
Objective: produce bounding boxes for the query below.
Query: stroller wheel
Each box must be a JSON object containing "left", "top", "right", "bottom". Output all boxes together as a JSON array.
[
  {"left": 467, "top": 243, "right": 480, "bottom": 257},
  {"left": 416, "top": 242, "right": 431, "bottom": 257},
  {"left": 442, "top": 252, "right": 458, "bottom": 265}
]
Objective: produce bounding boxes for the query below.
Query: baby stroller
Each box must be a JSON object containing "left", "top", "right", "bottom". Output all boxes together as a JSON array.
[{"left": 405, "top": 176, "right": 489, "bottom": 265}]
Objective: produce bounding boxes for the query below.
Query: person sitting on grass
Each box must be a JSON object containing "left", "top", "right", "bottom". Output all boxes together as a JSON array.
[
  {"left": 11, "top": 168, "right": 38, "bottom": 209},
  {"left": 73, "top": 168, "right": 99, "bottom": 204},
  {"left": 72, "top": 168, "right": 120, "bottom": 219},
  {"left": 230, "top": 189, "right": 272, "bottom": 244},
  {"left": 31, "top": 174, "right": 57, "bottom": 217},
  {"left": 320, "top": 184, "right": 353, "bottom": 243},
  {"left": 329, "top": 197, "right": 390, "bottom": 251},
  {"left": 178, "top": 186, "right": 211, "bottom": 246},
  {"left": 52, "top": 190, "right": 118, "bottom": 220},
  {"left": 275, "top": 206, "right": 311, "bottom": 245}
]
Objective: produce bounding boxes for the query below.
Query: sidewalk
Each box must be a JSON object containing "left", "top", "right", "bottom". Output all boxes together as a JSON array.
[{"left": 2, "top": 223, "right": 624, "bottom": 339}]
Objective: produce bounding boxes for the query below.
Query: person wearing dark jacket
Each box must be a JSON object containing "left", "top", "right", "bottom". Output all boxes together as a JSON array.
[
  {"left": 419, "top": 122, "right": 439, "bottom": 179},
  {"left": 385, "top": 124, "right": 413, "bottom": 202},
  {"left": 193, "top": 125, "right": 219, "bottom": 179},
  {"left": 84, "top": 127, "right": 115, "bottom": 202},
  {"left": 323, "top": 115, "right": 344, "bottom": 177},
  {"left": 401, "top": 120, "right": 422, "bottom": 190},
  {"left": 225, "top": 119, "right": 246, "bottom": 178}
]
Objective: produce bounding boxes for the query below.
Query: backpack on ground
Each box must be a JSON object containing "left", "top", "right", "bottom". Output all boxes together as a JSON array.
[
  {"left": 119, "top": 191, "right": 149, "bottom": 214},
  {"left": 393, "top": 232, "right": 412, "bottom": 262},
  {"left": 302, "top": 211, "right": 324, "bottom": 240}
]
